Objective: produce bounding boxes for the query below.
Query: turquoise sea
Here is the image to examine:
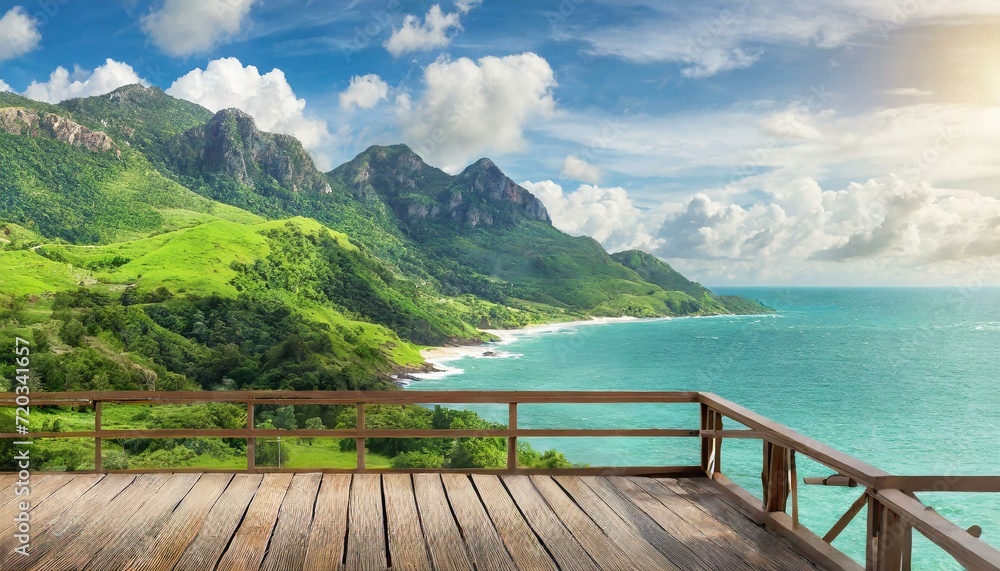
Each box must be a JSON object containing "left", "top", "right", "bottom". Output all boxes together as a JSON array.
[{"left": 409, "top": 287, "right": 1000, "bottom": 570}]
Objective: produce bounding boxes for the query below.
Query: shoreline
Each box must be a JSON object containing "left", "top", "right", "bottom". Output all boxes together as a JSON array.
[
  {"left": 418, "top": 315, "right": 646, "bottom": 367},
  {"left": 414, "top": 311, "right": 778, "bottom": 378}
]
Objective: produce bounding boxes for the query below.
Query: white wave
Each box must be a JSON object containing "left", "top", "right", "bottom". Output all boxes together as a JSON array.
[{"left": 411, "top": 362, "right": 465, "bottom": 380}]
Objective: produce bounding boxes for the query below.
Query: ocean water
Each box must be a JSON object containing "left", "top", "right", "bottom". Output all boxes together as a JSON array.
[{"left": 409, "top": 287, "right": 1000, "bottom": 569}]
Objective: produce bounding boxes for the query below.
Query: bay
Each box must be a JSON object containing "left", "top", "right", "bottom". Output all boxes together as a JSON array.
[{"left": 408, "top": 287, "right": 1000, "bottom": 569}]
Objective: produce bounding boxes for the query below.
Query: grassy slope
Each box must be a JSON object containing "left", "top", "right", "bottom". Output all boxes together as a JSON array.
[{"left": 7, "top": 217, "right": 428, "bottom": 368}]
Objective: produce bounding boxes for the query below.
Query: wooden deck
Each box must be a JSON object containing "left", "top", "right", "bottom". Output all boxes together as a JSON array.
[{"left": 0, "top": 472, "right": 824, "bottom": 571}]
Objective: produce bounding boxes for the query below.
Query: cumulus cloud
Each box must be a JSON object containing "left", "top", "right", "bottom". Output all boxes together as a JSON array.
[
  {"left": 142, "top": 0, "right": 254, "bottom": 57},
  {"left": 384, "top": 3, "right": 476, "bottom": 57},
  {"left": 0, "top": 79, "right": 11, "bottom": 93},
  {"left": 167, "top": 58, "right": 332, "bottom": 168},
  {"left": 339, "top": 74, "right": 389, "bottom": 111},
  {"left": 396, "top": 53, "right": 556, "bottom": 172},
  {"left": 561, "top": 155, "right": 601, "bottom": 183},
  {"left": 0, "top": 7, "right": 41, "bottom": 62},
  {"left": 524, "top": 180, "right": 656, "bottom": 253},
  {"left": 653, "top": 174, "right": 1000, "bottom": 279},
  {"left": 22, "top": 59, "right": 147, "bottom": 103}
]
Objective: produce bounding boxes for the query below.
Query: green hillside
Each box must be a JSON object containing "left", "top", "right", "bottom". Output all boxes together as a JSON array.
[
  {"left": 0, "top": 85, "right": 773, "bottom": 472},
  {"left": 0, "top": 85, "right": 771, "bottom": 397}
]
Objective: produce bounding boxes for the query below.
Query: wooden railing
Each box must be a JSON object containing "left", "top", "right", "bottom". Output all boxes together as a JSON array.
[{"left": 1, "top": 390, "right": 998, "bottom": 571}]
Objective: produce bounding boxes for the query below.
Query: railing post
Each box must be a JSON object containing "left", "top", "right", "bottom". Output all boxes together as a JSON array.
[
  {"left": 93, "top": 400, "right": 102, "bottom": 472},
  {"left": 763, "top": 440, "right": 790, "bottom": 512},
  {"left": 867, "top": 496, "right": 907, "bottom": 571},
  {"left": 507, "top": 403, "right": 517, "bottom": 473},
  {"left": 700, "top": 404, "right": 723, "bottom": 476},
  {"left": 246, "top": 400, "right": 255, "bottom": 473},
  {"left": 356, "top": 402, "right": 366, "bottom": 471},
  {"left": 867, "top": 495, "right": 880, "bottom": 571}
]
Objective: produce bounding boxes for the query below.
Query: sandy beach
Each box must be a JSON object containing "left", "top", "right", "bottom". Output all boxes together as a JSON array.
[{"left": 418, "top": 316, "right": 645, "bottom": 366}]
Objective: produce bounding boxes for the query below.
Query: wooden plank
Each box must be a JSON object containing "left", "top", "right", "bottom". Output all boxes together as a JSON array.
[
  {"left": 382, "top": 474, "right": 433, "bottom": 571},
  {"left": 575, "top": 476, "right": 722, "bottom": 571},
  {"left": 215, "top": 473, "right": 293, "bottom": 571},
  {"left": 412, "top": 473, "right": 473, "bottom": 571},
  {"left": 29, "top": 473, "right": 171, "bottom": 571},
  {"left": 501, "top": 475, "right": 599, "bottom": 571},
  {"left": 6, "top": 474, "right": 139, "bottom": 570},
  {"left": 687, "top": 476, "right": 855, "bottom": 571},
  {"left": 18, "top": 465, "right": 703, "bottom": 477},
  {"left": 823, "top": 491, "right": 868, "bottom": 543},
  {"left": 650, "top": 478, "right": 822, "bottom": 571},
  {"left": 507, "top": 403, "right": 517, "bottom": 471},
  {"left": 0, "top": 473, "right": 69, "bottom": 518},
  {"left": 346, "top": 473, "right": 388, "bottom": 570},
  {"left": 470, "top": 474, "right": 559, "bottom": 571},
  {"left": 0, "top": 473, "right": 51, "bottom": 509},
  {"left": 441, "top": 473, "right": 518, "bottom": 571},
  {"left": 0, "top": 427, "right": 699, "bottom": 441},
  {"left": 302, "top": 475, "right": 351, "bottom": 571},
  {"left": 260, "top": 473, "right": 322, "bottom": 571},
  {"left": 543, "top": 476, "right": 682, "bottom": 571},
  {"left": 876, "top": 475, "right": 1000, "bottom": 493},
  {"left": 82, "top": 473, "right": 201, "bottom": 570},
  {"left": 118, "top": 473, "right": 233, "bottom": 571},
  {"left": 0, "top": 389, "right": 701, "bottom": 405},
  {"left": 0, "top": 474, "right": 104, "bottom": 568},
  {"left": 606, "top": 477, "right": 765, "bottom": 571},
  {"left": 764, "top": 441, "right": 790, "bottom": 513},
  {"left": 173, "top": 474, "right": 264, "bottom": 571},
  {"left": 526, "top": 475, "right": 645, "bottom": 571}
]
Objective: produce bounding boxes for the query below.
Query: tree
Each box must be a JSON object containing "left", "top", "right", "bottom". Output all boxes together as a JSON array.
[
  {"left": 272, "top": 406, "right": 297, "bottom": 430},
  {"left": 59, "top": 319, "right": 87, "bottom": 347},
  {"left": 391, "top": 451, "right": 444, "bottom": 469},
  {"left": 303, "top": 417, "right": 324, "bottom": 445}
]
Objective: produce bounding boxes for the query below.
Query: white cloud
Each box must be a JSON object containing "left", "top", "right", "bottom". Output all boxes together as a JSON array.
[
  {"left": 650, "top": 173, "right": 1000, "bottom": 284},
  {"left": 0, "top": 79, "right": 11, "bottom": 93},
  {"left": 22, "top": 59, "right": 147, "bottom": 103},
  {"left": 455, "top": 0, "right": 482, "bottom": 14},
  {"left": 882, "top": 87, "right": 933, "bottom": 97},
  {"left": 384, "top": 4, "right": 474, "bottom": 57},
  {"left": 339, "top": 74, "right": 389, "bottom": 111},
  {"left": 561, "top": 155, "right": 601, "bottom": 183},
  {"left": 0, "top": 7, "right": 41, "bottom": 62},
  {"left": 579, "top": 1, "right": 1000, "bottom": 77},
  {"left": 396, "top": 53, "right": 557, "bottom": 172},
  {"left": 166, "top": 57, "right": 333, "bottom": 168},
  {"left": 523, "top": 180, "right": 656, "bottom": 253},
  {"left": 142, "top": 0, "right": 254, "bottom": 57}
]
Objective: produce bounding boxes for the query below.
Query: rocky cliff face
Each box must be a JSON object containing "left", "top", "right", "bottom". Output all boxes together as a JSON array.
[
  {"left": 331, "top": 145, "right": 551, "bottom": 229},
  {"left": 178, "top": 108, "right": 332, "bottom": 195},
  {"left": 453, "top": 158, "right": 551, "bottom": 225},
  {"left": 0, "top": 107, "right": 120, "bottom": 156}
]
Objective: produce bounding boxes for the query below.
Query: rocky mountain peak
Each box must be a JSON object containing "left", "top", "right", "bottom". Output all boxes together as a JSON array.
[
  {"left": 179, "top": 108, "right": 332, "bottom": 195},
  {"left": 456, "top": 158, "right": 550, "bottom": 225}
]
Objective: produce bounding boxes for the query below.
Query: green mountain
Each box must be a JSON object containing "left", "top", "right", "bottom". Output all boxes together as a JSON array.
[{"left": 0, "top": 85, "right": 770, "bottom": 395}]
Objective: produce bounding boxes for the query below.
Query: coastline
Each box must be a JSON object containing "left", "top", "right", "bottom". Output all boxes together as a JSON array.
[
  {"left": 413, "top": 311, "right": 777, "bottom": 379},
  {"left": 418, "top": 315, "right": 645, "bottom": 367}
]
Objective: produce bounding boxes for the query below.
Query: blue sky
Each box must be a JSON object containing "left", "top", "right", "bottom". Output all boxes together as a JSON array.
[{"left": 3, "top": 0, "right": 1000, "bottom": 285}]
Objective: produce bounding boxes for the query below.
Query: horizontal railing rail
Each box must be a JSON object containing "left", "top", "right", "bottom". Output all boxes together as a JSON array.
[{"left": 0, "top": 390, "right": 996, "bottom": 571}]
